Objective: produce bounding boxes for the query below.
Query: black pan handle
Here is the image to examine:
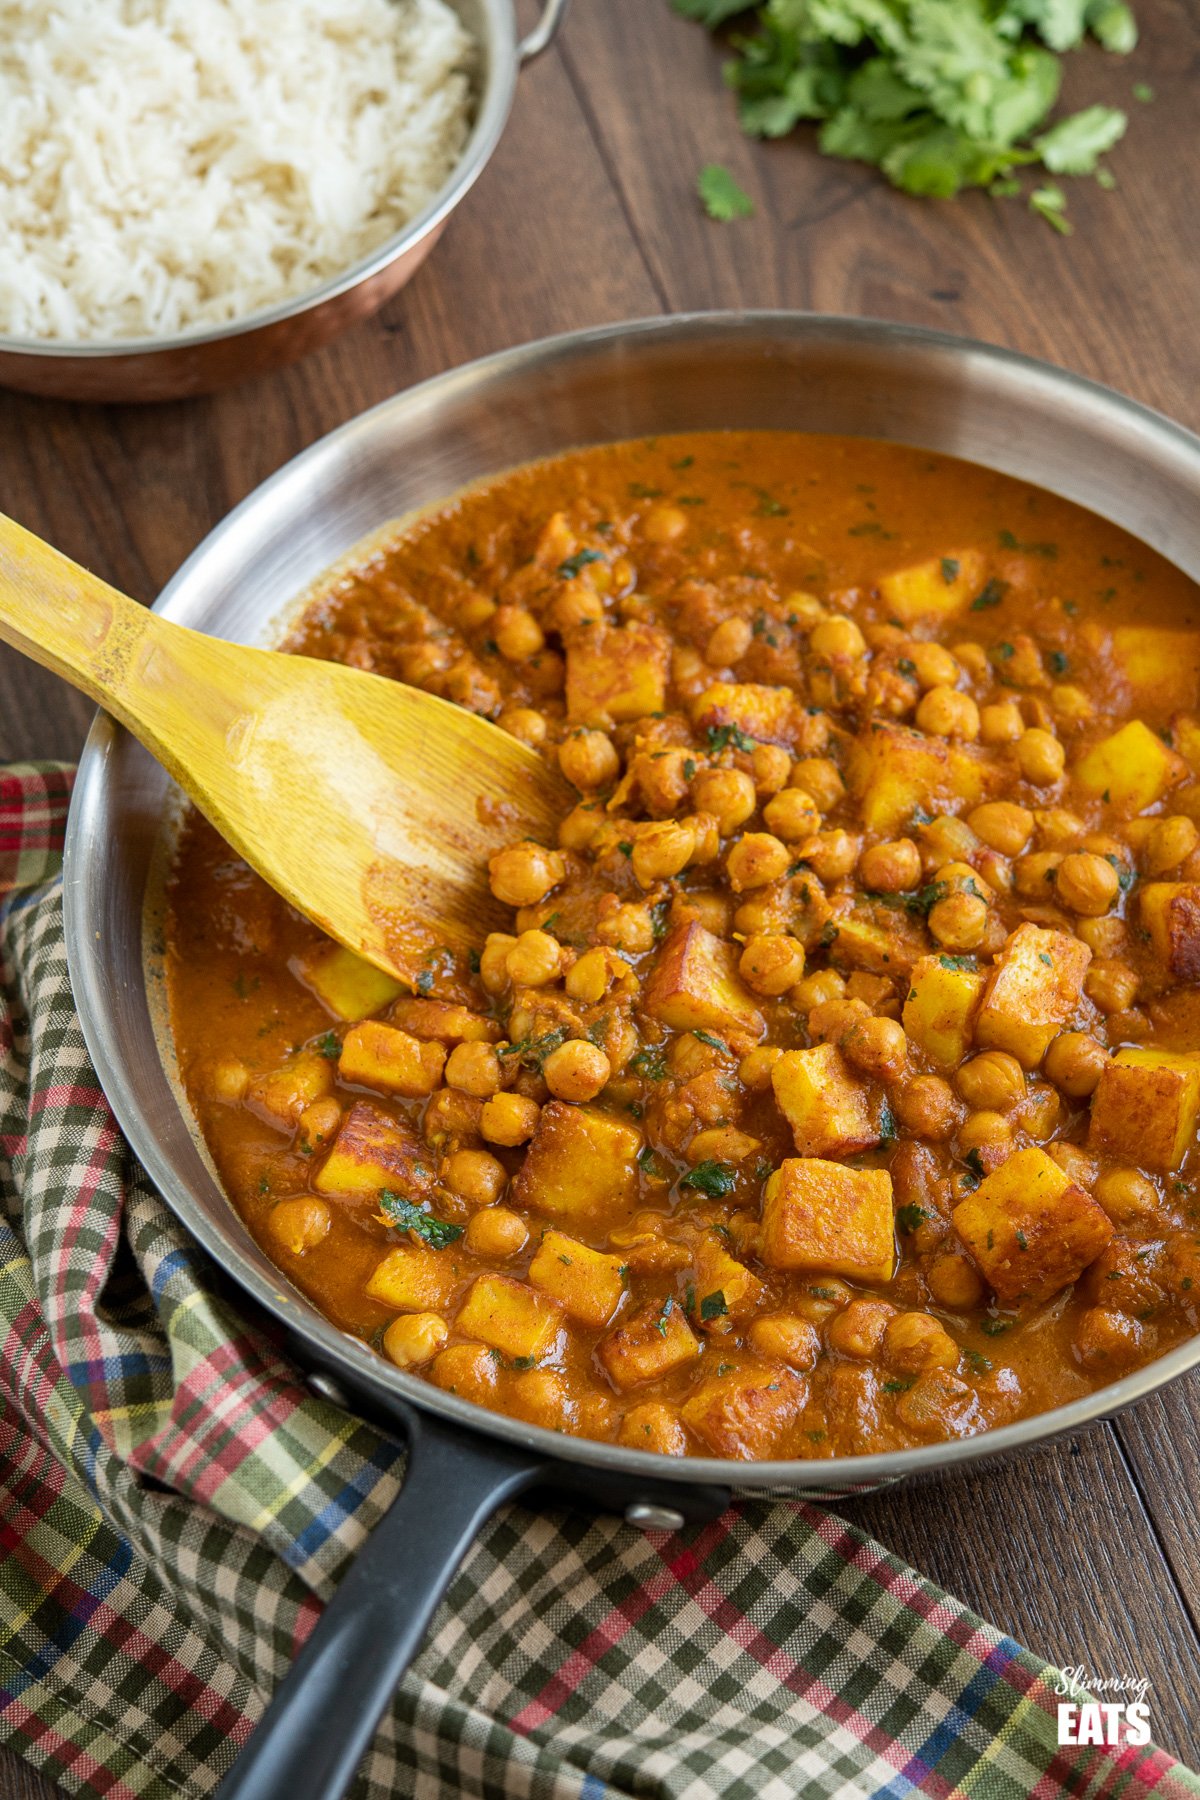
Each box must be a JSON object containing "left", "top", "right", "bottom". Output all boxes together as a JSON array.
[{"left": 213, "top": 1406, "right": 542, "bottom": 1800}]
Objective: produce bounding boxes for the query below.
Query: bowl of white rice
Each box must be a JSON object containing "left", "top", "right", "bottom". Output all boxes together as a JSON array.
[{"left": 0, "top": 0, "right": 567, "bottom": 402}]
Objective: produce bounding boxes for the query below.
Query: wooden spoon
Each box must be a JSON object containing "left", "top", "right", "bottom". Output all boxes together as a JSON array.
[{"left": 0, "top": 512, "right": 567, "bottom": 981}]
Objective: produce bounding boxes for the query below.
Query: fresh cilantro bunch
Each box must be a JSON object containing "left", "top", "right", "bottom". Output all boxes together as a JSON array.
[{"left": 676, "top": 0, "right": 1137, "bottom": 228}]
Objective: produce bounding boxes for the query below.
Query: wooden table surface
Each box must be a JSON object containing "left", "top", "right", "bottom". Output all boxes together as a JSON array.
[{"left": 3, "top": 0, "right": 1200, "bottom": 1788}]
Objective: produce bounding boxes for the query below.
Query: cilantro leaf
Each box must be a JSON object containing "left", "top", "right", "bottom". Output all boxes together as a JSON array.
[
  {"left": 681, "top": 1160, "right": 738, "bottom": 1197},
  {"left": 700, "top": 1289, "right": 729, "bottom": 1321},
  {"left": 697, "top": 163, "right": 755, "bottom": 220},
  {"left": 378, "top": 1191, "right": 463, "bottom": 1248},
  {"left": 670, "top": 0, "right": 752, "bottom": 21},
  {"left": 1034, "top": 103, "right": 1126, "bottom": 173},
  {"left": 1029, "top": 181, "right": 1073, "bottom": 232}
]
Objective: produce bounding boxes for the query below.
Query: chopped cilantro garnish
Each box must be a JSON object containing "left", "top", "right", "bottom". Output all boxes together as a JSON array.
[
  {"left": 681, "top": 1160, "right": 738, "bottom": 1198},
  {"left": 700, "top": 1290, "right": 728, "bottom": 1321},
  {"left": 970, "top": 579, "right": 1009, "bottom": 612},
  {"left": 556, "top": 548, "right": 605, "bottom": 580},
  {"left": 693, "top": 1029, "right": 728, "bottom": 1053},
  {"left": 378, "top": 1191, "right": 464, "bottom": 1249},
  {"left": 896, "top": 1203, "right": 928, "bottom": 1234},
  {"left": 315, "top": 1031, "right": 340, "bottom": 1059},
  {"left": 697, "top": 162, "right": 755, "bottom": 221},
  {"left": 630, "top": 1044, "right": 668, "bottom": 1080},
  {"left": 706, "top": 722, "right": 756, "bottom": 755}
]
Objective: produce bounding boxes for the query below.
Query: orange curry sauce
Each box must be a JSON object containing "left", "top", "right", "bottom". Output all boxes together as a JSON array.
[{"left": 166, "top": 432, "right": 1200, "bottom": 1460}]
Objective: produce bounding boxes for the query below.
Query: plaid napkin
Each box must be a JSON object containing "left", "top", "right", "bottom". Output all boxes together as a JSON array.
[{"left": 1, "top": 761, "right": 1196, "bottom": 1800}]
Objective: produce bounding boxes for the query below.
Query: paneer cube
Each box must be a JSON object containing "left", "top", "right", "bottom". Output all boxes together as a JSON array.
[
  {"left": 771, "top": 1044, "right": 881, "bottom": 1158},
  {"left": 642, "top": 921, "right": 765, "bottom": 1047},
  {"left": 975, "top": 922, "right": 1091, "bottom": 1068},
  {"left": 877, "top": 548, "right": 987, "bottom": 624},
  {"left": 690, "top": 681, "right": 807, "bottom": 749},
  {"left": 903, "top": 954, "right": 986, "bottom": 1069},
  {"left": 1088, "top": 1047, "right": 1200, "bottom": 1173},
  {"left": 689, "top": 1235, "right": 765, "bottom": 1333},
  {"left": 246, "top": 1052, "right": 334, "bottom": 1131},
  {"left": 292, "top": 942, "right": 403, "bottom": 1021},
  {"left": 760, "top": 1157, "right": 895, "bottom": 1284},
  {"left": 455, "top": 1274, "right": 563, "bottom": 1362},
  {"left": 566, "top": 621, "right": 670, "bottom": 724},
  {"left": 527, "top": 1230, "right": 627, "bottom": 1328},
  {"left": 952, "top": 1145, "right": 1112, "bottom": 1302},
  {"left": 339, "top": 1022, "right": 446, "bottom": 1098},
  {"left": 598, "top": 1296, "right": 700, "bottom": 1391},
  {"left": 315, "top": 1101, "right": 434, "bottom": 1200},
  {"left": 365, "top": 1244, "right": 457, "bottom": 1314},
  {"left": 387, "top": 997, "right": 498, "bottom": 1043},
  {"left": 680, "top": 1364, "right": 806, "bottom": 1459},
  {"left": 1140, "top": 883, "right": 1200, "bottom": 983},
  {"left": 1072, "top": 719, "right": 1187, "bottom": 814},
  {"left": 849, "top": 723, "right": 987, "bottom": 836},
  {"left": 1113, "top": 628, "right": 1200, "bottom": 712},
  {"left": 509, "top": 1102, "right": 641, "bottom": 1225}
]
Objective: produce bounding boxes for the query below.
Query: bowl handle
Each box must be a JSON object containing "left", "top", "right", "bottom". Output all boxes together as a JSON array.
[{"left": 519, "top": 0, "right": 571, "bottom": 62}]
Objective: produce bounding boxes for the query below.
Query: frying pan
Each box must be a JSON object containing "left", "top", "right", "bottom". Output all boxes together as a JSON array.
[{"left": 62, "top": 314, "right": 1200, "bottom": 1800}]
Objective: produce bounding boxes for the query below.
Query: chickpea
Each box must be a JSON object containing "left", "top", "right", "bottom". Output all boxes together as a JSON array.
[
  {"left": 618, "top": 1401, "right": 688, "bottom": 1455},
  {"left": 488, "top": 843, "right": 565, "bottom": 908},
  {"left": 748, "top": 1314, "right": 821, "bottom": 1370},
  {"left": 738, "top": 1045, "right": 782, "bottom": 1090},
  {"left": 492, "top": 604, "right": 545, "bottom": 662},
  {"left": 705, "top": 616, "right": 753, "bottom": 666},
  {"left": 967, "top": 802, "right": 1033, "bottom": 858},
  {"left": 429, "top": 1343, "right": 498, "bottom": 1400},
  {"left": 298, "top": 1096, "right": 342, "bottom": 1154},
  {"left": 739, "top": 932, "right": 806, "bottom": 997},
  {"left": 726, "top": 831, "right": 792, "bottom": 891},
  {"left": 478, "top": 932, "right": 517, "bottom": 995},
  {"left": 691, "top": 767, "right": 757, "bottom": 837},
  {"left": 826, "top": 1298, "right": 895, "bottom": 1359},
  {"left": 559, "top": 729, "right": 619, "bottom": 791},
  {"left": 919, "top": 818, "right": 979, "bottom": 871},
  {"left": 1055, "top": 851, "right": 1119, "bottom": 917},
  {"left": 465, "top": 1206, "right": 528, "bottom": 1257},
  {"left": 795, "top": 1277, "right": 854, "bottom": 1324},
  {"left": 1085, "top": 959, "right": 1139, "bottom": 1014},
  {"left": 792, "top": 757, "right": 844, "bottom": 811},
  {"left": 1145, "top": 815, "right": 1199, "bottom": 875},
  {"left": 558, "top": 802, "right": 605, "bottom": 853},
  {"left": 382, "top": 1312, "right": 448, "bottom": 1369},
  {"left": 1094, "top": 1166, "right": 1159, "bottom": 1225},
  {"left": 883, "top": 1312, "right": 959, "bottom": 1374},
  {"left": 498, "top": 707, "right": 548, "bottom": 748},
  {"left": 979, "top": 700, "right": 1024, "bottom": 745},
  {"left": 1016, "top": 727, "right": 1065, "bottom": 786},
  {"left": 1074, "top": 1307, "right": 1145, "bottom": 1372},
  {"left": 267, "top": 1196, "right": 331, "bottom": 1257},
  {"left": 916, "top": 685, "right": 980, "bottom": 741},
  {"left": 1014, "top": 850, "right": 1064, "bottom": 898},
  {"left": 858, "top": 838, "right": 921, "bottom": 893},
  {"left": 480, "top": 1092, "right": 540, "bottom": 1147},
  {"left": 505, "top": 930, "right": 562, "bottom": 987},
  {"left": 1043, "top": 1032, "right": 1107, "bottom": 1099},
  {"left": 928, "top": 891, "right": 988, "bottom": 951},
  {"left": 792, "top": 968, "right": 845, "bottom": 1011},
  {"left": 926, "top": 1254, "right": 985, "bottom": 1310},
  {"left": 1051, "top": 684, "right": 1093, "bottom": 728},
  {"left": 904, "top": 641, "right": 957, "bottom": 691},
  {"left": 811, "top": 615, "right": 866, "bottom": 660},
  {"left": 206, "top": 1055, "right": 250, "bottom": 1104},
  {"left": 597, "top": 902, "right": 656, "bottom": 954},
  {"left": 806, "top": 829, "right": 859, "bottom": 882},
  {"left": 842, "top": 1015, "right": 908, "bottom": 1082},
  {"left": 1047, "top": 1142, "right": 1099, "bottom": 1188},
  {"left": 443, "top": 1148, "right": 507, "bottom": 1207},
  {"left": 542, "top": 1039, "right": 611, "bottom": 1102},
  {"left": 950, "top": 641, "right": 989, "bottom": 683},
  {"left": 958, "top": 1111, "right": 1013, "bottom": 1158},
  {"left": 762, "top": 787, "right": 820, "bottom": 843},
  {"left": 957, "top": 1051, "right": 1025, "bottom": 1112},
  {"left": 565, "top": 946, "right": 625, "bottom": 1005},
  {"left": 631, "top": 819, "right": 695, "bottom": 888},
  {"left": 894, "top": 1075, "right": 959, "bottom": 1140},
  {"left": 643, "top": 503, "right": 688, "bottom": 544},
  {"left": 750, "top": 742, "right": 792, "bottom": 797},
  {"left": 444, "top": 1042, "right": 502, "bottom": 1099}
]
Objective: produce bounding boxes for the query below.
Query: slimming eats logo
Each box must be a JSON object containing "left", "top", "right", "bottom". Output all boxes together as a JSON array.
[{"left": 1053, "top": 1666, "right": 1152, "bottom": 1747}]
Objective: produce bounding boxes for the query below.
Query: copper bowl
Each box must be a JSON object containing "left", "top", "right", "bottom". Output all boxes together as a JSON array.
[{"left": 0, "top": 0, "right": 567, "bottom": 405}]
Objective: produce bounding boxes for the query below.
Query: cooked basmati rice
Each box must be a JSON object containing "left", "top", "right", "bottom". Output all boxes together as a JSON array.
[{"left": 0, "top": 0, "right": 475, "bottom": 342}]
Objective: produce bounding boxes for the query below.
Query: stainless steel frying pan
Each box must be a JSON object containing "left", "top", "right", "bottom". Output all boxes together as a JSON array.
[{"left": 62, "top": 314, "right": 1200, "bottom": 1800}]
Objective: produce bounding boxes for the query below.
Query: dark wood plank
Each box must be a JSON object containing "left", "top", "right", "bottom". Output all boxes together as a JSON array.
[{"left": 0, "top": 1753, "right": 58, "bottom": 1800}]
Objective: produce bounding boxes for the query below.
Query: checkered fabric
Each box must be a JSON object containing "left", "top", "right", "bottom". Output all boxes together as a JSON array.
[{"left": 0, "top": 761, "right": 1196, "bottom": 1800}]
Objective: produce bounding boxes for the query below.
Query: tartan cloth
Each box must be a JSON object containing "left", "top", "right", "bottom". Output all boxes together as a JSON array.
[{"left": 0, "top": 761, "right": 1197, "bottom": 1800}]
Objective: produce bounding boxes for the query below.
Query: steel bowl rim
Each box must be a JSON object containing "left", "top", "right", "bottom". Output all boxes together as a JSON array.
[
  {"left": 0, "top": 0, "right": 519, "bottom": 365},
  {"left": 64, "top": 307, "right": 1200, "bottom": 1492}
]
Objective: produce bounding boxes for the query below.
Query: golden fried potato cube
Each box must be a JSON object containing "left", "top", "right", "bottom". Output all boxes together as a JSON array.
[
  {"left": 365, "top": 1244, "right": 457, "bottom": 1313},
  {"left": 975, "top": 922, "right": 1091, "bottom": 1068},
  {"left": 1140, "top": 883, "right": 1200, "bottom": 983},
  {"left": 387, "top": 997, "right": 498, "bottom": 1043},
  {"left": 680, "top": 1364, "right": 806, "bottom": 1459},
  {"left": 760, "top": 1157, "right": 895, "bottom": 1284},
  {"left": 527, "top": 1229, "right": 627, "bottom": 1328},
  {"left": 849, "top": 723, "right": 986, "bottom": 836},
  {"left": 1072, "top": 719, "right": 1187, "bottom": 813},
  {"left": 826, "top": 910, "right": 917, "bottom": 976},
  {"left": 292, "top": 942, "right": 404, "bottom": 1021},
  {"left": 952, "top": 1145, "right": 1112, "bottom": 1302},
  {"left": 1113, "top": 629, "right": 1200, "bottom": 711},
  {"left": 509, "top": 1101, "right": 641, "bottom": 1225},
  {"left": 690, "top": 1236, "right": 765, "bottom": 1332},
  {"left": 246, "top": 1052, "right": 334, "bottom": 1131},
  {"left": 339, "top": 1021, "right": 446, "bottom": 1099},
  {"left": 315, "top": 1100, "right": 434, "bottom": 1199},
  {"left": 597, "top": 1297, "right": 700, "bottom": 1391},
  {"left": 690, "top": 681, "right": 806, "bottom": 748},
  {"left": 455, "top": 1274, "right": 564, "bottom": 1362},
  {"left": 770, "top": 1043, "right": 881, "bottom": 1158},
  {"left": 566, "top": 620, "right": 670, "bottom": 724},
  {"left": 877, "top": 548, "right": 987, "bottom": 624},
  {"left": 642, "top": 920, "right": 765, "bottom": 1046},
  {"left": 1088, "top": 1047, "right": 1200, "bottom": 1173},
  {"left": 903, "top": 954, "right": 986, "bottom": 1069}
]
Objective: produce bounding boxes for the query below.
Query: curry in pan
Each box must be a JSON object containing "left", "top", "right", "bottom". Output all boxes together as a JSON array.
[{"left": 166, "top": 431, "right": 1200, "bottom": 1460}]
